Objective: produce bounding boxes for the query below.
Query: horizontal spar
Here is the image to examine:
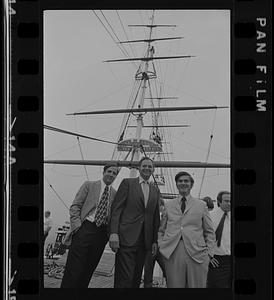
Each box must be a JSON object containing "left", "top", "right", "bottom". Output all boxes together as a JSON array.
[
  {"left": 119, "top": 37, "right": 183, "bottom": 43},
  {"left": 145, "top": 97, "right": 178, "bottom": 99},
  {"left": 128, "top": 25, "right": 177, "bottom": 27},
  {"left": 44, "top": 125, "right": 117, "bottom": 145},
  {"left": 44, "top": 160, "right": 230, "bottom": 168},
  {"left": 104, "top": 55, "right": 195, "bottom": 63},
  {"left": 67, "top": 106, "right": 229, "bottom": 116},
  {"left": 127, "top": 125, "right": 190, "bottom": 128}
]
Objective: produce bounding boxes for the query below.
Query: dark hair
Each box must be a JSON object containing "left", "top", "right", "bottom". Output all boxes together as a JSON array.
[
  {"left": 216, "top": 191, "right": 230, "bottom": 206},
  {"left": 103, "top": 164, "right": 119, "bottom": 174},
  {"left": 175, "top": 171, "right": 194, "bottom": 185},
  {"left": 139, "top": 156, "right": 154, "bottom": 166},
  {"left": 202, "top": 196, "right": 214, "bottom": 210}
]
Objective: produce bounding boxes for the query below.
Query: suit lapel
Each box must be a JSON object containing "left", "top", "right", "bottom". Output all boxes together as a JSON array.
[
  {"left": 134, "top": 177, "right": 146, "bottom": 208},
  {"left": 94, "top": 180, "right": 101, "bottom": 204},
  {"left": 145, "top": 183, "right": 154, "bottom": 208},
  {"left": 183, "top": 196, "right": 195, "bottom": 215},
  {"left": 135, "top": 178, "right": 144, "bottom": 198},
  {"left": 82, "top": 180, "right": 101, "bottom": 221},
  {"left": 109, "top": 186, "right": 114, "bottom": 203}
]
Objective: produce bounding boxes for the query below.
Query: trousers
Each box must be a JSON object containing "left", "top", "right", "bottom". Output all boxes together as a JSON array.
[{"left": 61, "top": 220, "right": 108, "bottom": 288}]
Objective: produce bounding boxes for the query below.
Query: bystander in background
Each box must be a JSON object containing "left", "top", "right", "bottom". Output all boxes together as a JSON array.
[
  {"left": 202, "top": 196, "right": 214, "bottom": 211},
  {"left": 44, "top": 211, "right": 53, "bottom": 243}
]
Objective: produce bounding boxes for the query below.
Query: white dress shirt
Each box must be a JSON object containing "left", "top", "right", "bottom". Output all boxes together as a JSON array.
[
  {"left": 210, "top": 207, "right": 231, "bottom": 255},
  {"left": 139, "top": 176, "right": 151, "bottom": 207},
  {"left": 86, "top": 179, "right": 111, "bottom": 223}
]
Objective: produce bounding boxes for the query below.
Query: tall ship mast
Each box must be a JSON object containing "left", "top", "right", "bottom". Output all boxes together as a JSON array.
[
  {"left": 45, "top": 11, "right": 229, "bottom": 200},
  {"left": 44, "top": 11, "right": 230, "bottom": 209}
]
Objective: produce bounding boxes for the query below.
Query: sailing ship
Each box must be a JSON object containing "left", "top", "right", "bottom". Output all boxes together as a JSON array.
[
  {"left": 44, "top": 9, "right": 230, "bottom": 283},
  {"left": 44, "top": 10, "right": 229, "bottom": 200}
]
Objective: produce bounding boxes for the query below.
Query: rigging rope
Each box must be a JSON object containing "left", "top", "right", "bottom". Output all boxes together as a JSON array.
[
  {"left": 44, "top": 174, "right": 69, "bottom": 210},
  {"left": 198, "top": 108, "right": 218, "bottom": 198},
  {"left": 162, "top": 112, "right": 177, "bottom": 193},
  {"left": 147, "top": 78, "right": 158, "bottom": 128},
  {"left": 75, "top": 83, "right": 131, "bottom": 113},
  {"left": 198, "top": 134, "right": 213, "bottom": 198},
  {"left": 164, "top": 81, "right": 217, "bottom": 106},
  {"left": 72, "top": 117, "right": 88, "bottom": 181},
  {"left": 110, "top": 79, "right": 143, "bottom": 160},
  {"left": 44, "top": 125, "right": 118, "bottom": 145},
  {"left": 76, "top": 137, "right": 89, "bottom": 181},
  {"left": 116, "top": 10, "right": 138, "bottom": 61},
  {"left": 138, "top": 10, "right": 148, "bottom": 38},
  {"left": 178, "top": 136, "right": 229, "bottom": 159},
  {"left": 118, "top": 77, "right": 143, "bottom": 140},
  {"left": 93, "top": 10, "right": 136, "bottom": 70},
  {"left": 147, "top": 79, "right": 177, "bottom": 195}
]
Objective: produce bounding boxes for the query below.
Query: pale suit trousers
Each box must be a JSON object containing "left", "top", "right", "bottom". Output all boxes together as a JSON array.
[{"left": 164, "top": 239, "right": 209, "bottom": 288}]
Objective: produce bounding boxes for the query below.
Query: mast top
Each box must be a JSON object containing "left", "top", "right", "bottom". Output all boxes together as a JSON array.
[
  {"left": 118, "top": 37, "right": 183, "bottom": 44},
  {"left": 104, "top": 55, "right": 195, "bottom": 63}
]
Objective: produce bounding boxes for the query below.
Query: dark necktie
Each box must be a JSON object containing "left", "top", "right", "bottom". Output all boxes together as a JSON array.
[
  {"left": 94, "top": 185, "right": 110, "bottom": 227},
  {"left": 215, "top": 212, "right": 227, "bottom": 247},
  {"left": 181, "top": 197, "right": 186, "bottom": 214}
]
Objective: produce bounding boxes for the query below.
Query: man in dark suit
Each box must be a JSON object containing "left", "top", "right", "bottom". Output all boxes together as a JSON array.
[
  {"left": 60, "top": 164, "right": 118, "bottom": 288},
  {"left": 109, "top": 157, "right": 160, "bottom": 288},
  {"left": 143, "top": 197, "right": 166, "bottom": 288}
]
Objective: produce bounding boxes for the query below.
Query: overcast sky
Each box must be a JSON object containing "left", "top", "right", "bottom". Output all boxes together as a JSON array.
[{"left": 44, "top": 10, "right": 230, "bottom": 242}]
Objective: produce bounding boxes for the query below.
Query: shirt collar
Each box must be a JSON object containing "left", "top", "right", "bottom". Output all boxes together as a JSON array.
[
  {"left": 139, "top": 176, "right": 151, "bottom": 184},
  {"left": 179, "top": 194, "right": 191, "bottom": 203},
  {"left": 217, "top": 206, "right": 231, "bottom": 219},
  {"left": 100, "top": 179, "right": 111, "bottom": 190}
]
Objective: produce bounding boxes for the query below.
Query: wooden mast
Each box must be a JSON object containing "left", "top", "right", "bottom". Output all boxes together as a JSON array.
[{"left": 129, "top": 11, "right": 155, "bottom": 177}]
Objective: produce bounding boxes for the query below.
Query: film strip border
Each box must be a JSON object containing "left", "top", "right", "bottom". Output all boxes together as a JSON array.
[
  {"left": 7, "top": 0, "right": 271, "bottom": 299},
  {"left": 8, "top": 0, "right": 41, "bottom": 298},
  {"left": 233, "top": 0, "right": 271, "bottom": 298}
]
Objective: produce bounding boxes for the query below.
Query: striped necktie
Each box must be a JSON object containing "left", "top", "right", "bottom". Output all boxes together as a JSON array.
[{"left": 94, "top": 185, "right": 110, "bottom": 227}]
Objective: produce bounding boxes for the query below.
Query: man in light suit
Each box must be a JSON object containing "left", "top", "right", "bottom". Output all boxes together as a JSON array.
[
  {"left": 109, "top": 157, "right": 160, "bottom": 288},
  {"left": 158, "top": 171, "right": 215, "bottom": 288},
  {"left": 60, "top": 164, "right": 118, "bottom": 288}
]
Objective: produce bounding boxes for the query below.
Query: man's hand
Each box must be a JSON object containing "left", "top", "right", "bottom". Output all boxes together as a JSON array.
[
  {"left": 209, "top": 256, "right": 219, "bottom": 268},
  {"left": 72, "top": 226, "right": 81, "bottom": 235},
  {"left": 109, "top": 233, "right": 119, "bottom": 253},
  {"left": 152, "top": 243, "right": 158, "bottom": 257}
]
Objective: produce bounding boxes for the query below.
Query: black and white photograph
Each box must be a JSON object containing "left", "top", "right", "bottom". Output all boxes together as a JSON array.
[{"left": 43, "top": 9, "right": 231, "bottom": 288}]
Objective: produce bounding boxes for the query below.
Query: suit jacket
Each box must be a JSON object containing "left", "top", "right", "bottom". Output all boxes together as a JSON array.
[
  {"left": 158, "top": 195, "right": 215, "bottom": 263},
  {"left": 110, "top": 177, "right": 160, "bottom": 250},
  {"left": 63, "top": 180, "right": 116, "bottom": 246}
]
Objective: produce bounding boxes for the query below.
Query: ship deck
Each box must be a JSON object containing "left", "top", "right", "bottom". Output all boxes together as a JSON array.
[{"left": 44, "top": 246, "right": 166, "bottom": 288}]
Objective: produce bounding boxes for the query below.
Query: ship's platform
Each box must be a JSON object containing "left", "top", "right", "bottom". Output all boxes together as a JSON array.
[{"left": 44, "top": 247, "right": 166, "bottom": 288}]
